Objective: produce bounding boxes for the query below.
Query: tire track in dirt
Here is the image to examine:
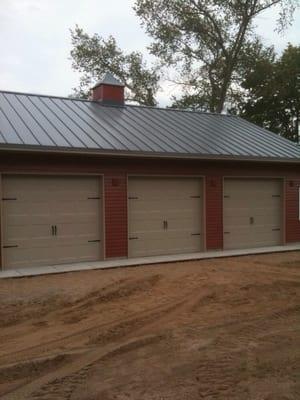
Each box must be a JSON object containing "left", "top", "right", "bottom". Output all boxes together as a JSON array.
[
  {"left": 0, "top": 294, "right": 179, "bottom": 366},
  {"left": 1, "top": 260, "right": 299, "bottom": 399},
  {"left": 194, "top": 304, "right": 300, "bottom": 399},
  {"left": 0, "top": 282, "right": 203, "bottom": 386},
  {"left": 0, "top": 274, "right": 171, "bottom": 364},
  {"left": 0, "top": 285, "right": 208, "bottom": 399},
  {"left": 0, "top": 335, "right": 163, "bottom": 400},
  {"left": 30, "top": 335, "right": 166, "bottom": 400}
]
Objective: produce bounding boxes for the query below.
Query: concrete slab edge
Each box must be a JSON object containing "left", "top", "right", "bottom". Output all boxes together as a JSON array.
[{"left": 1, "top": 244, "right": 300, "bottom": 279}]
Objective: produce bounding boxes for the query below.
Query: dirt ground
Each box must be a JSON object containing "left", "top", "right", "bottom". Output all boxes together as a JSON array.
[{"left": 0, "top": 252, "right": 300, "bottom": 400}]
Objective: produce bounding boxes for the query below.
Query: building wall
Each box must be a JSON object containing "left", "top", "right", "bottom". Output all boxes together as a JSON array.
[
  {"left": 285, "top": 178, "right": 300, "bottom": 243},
  {"left": 0, "top": 151, "right": 300, "bottom": 261},
  {"left": 205, "top": 176, "right": 223, "bottom": 250},
  {"left": 104, "top": 173, "right": 128, "bottom": 258}
]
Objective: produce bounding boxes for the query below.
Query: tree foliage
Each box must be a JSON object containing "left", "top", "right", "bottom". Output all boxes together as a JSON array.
[
  {"left": 134, "top": 0, "right": 299, "bottom": 112},
  {"left": 70, "top": 26, "right": 160, "bottom": 105},
  {"left": 238, "top": 44, "right": 300, "bottom": 141}
]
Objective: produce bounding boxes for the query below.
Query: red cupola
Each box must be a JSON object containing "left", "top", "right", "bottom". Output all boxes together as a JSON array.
[{"left": 91, "top": 72, "right": 125, "bottom": 106}]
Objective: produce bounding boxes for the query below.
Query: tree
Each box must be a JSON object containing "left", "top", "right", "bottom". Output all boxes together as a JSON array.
[
  {"left": 70, "top": 26, "right": 160, "bottom": 106},
  {"left": 134, "top": 0, "right": 299, "bottom": 112},
  {"left": 238, "top": 44, "right": 300, "bottom": 141}
]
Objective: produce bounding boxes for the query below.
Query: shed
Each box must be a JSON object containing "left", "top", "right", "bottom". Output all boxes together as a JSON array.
[{"left": 0, "top": 73, "right": 300, "bottom": 270}]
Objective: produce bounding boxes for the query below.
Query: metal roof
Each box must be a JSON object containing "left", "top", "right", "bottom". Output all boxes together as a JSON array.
[
  {"left": 0, "top": 90, "right": 300, "bottom": 162},
  {"left": 93, "top": 73, "right": 124, "bottom": 88}
]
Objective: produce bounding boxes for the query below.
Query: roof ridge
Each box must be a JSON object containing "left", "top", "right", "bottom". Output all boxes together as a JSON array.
[{"left": 0, "top": 89, "right": 234, "bottom": 117}]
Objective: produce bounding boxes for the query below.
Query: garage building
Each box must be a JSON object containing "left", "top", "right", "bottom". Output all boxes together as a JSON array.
[{"left": 0, "top": 73, "right": 300, "bottom": 270}]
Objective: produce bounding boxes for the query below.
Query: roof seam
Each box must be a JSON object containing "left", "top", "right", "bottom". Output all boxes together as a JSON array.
[
  {"left": 124, "top": 107, "right": 181, "bottom": 153},
  {"left": 78, "top": 101, "right": 138, "bottom": 151},
  {"left": 39, "top": 97, "right": 88, "bottom": 148},
  {"left": 69, "top": 100, "right": 119, "bottom": 149},
  {"left": 0, "top": 100, "right": 23, "bottom": 144},
  {"left": 50, "top": 98, "right": 102, "bottom": 149},
  {"left": 26, "top": 95, "right": 73, "bottom": 147},
  {"left": 16, "top": 95, "right": 57, "bottom": 147},
  {"left": 2, "top": 93, "right": 40, "bottom": 145},
  {"left": 61, "top": 99, "right": 118, "bottom": 149},
  {"left": 128, "top": 107, "right": 198, "bottom": 153},
  {"left": 99, "top": 104, "right": 170, "bottom": 151}
]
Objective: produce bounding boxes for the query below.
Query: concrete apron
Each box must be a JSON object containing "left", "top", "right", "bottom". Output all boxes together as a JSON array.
[{"left": 1, "top": 243, "right": 300, "bottom": 279}]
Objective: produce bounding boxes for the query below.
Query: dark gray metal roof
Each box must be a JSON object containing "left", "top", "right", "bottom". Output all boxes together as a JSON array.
[
  {"left": 0, "top": 90, "right": 300, "bottom": 162},
  {"left": 93, "top": 72, "right": 124, "bottom": 88}
]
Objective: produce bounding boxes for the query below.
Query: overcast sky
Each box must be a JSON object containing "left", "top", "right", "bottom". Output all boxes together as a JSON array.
[{"left": 0, "top": 0, "right": 300, "bottom": 106}]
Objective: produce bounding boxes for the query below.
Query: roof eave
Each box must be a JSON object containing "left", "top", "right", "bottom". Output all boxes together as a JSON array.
[{"left": 0, "top": 144, "right": 300, "bottom": 164}]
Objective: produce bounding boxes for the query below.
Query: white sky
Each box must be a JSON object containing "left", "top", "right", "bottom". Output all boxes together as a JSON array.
[{"left": 0, "top": 0, "right": 300, "bottom": 106}]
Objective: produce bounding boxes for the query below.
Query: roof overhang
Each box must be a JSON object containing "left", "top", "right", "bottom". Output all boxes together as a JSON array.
[{"left": 1, "top": 144, "right": 300, "bottom": 164}]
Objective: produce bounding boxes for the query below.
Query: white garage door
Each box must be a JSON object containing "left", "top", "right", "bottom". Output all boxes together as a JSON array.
[
  {"left": 128, "top": 177, "right": 203, "bottom": 257},
  {"left": 223, "top": 178, "right": 283, "bottom": 250},
  {"left": 2, "top": 175, "right": 103, "bottom": 269}
]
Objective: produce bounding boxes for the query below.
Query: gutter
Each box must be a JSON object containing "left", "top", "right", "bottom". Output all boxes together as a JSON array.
[{"left": 0, "top": 144, "right": 300, "bottom": 164}]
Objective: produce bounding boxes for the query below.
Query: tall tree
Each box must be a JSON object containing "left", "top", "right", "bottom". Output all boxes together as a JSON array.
[
  {"left": 238, "top": 44, "right": 300, "bottom": 141},
  {"left": 134, "top": 0, "right": 299, "bottom": 112},
  {"left": 70, "top": 26, "right": 160, "bottom": 105}
]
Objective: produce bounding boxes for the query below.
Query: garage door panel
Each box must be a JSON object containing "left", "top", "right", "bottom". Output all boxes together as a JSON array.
[
  {"left": 224, "top": 208, "right": 281, "bottom": 222},
  {"left": 130, "top": 219, "right": 165, "bottom": 233},
  {"left": 57, "top": 221, "right": 100, "bottom": 238},
  {"left": 3, "top": 247, "right": 54, "bottom": 269},
  {"left": 225, "top": 231, "right": 281, "bottom": 250},
  {"left": 53, "top": 206, "right": 101, "bottom": 224},
  {"left": 167, "top": 216, "right": 201, "bottom": 231},
  {"left": 49, "top": 243, "right": 100, "bottom": 264},
  {"left": 130, "top": 199, "right": 172, "bottom": 213},
  {"left": 4, "top": 224, "right": 53, "bottom": 241},
  {"left": 3, "top": 201, "right": 51, "bottom": 214},
  {"left": 2, "top": 175, "right": 103, "bottom": 270},
  {"left": 252, "top": 215, "right": 281, "bottom": 226},
  {"left": 163, "top": 235, "right": 201, "bottom": 253},
  {"left": 3, "top": 203, "right": 52, "bottom": 226},
  {"left": 223, "top": 206, "right": 250, "bottom": 218},
  {"left": 128, "top": 177, "right": 203, "bottom": 257},
  {"left": 167, "top": 199, "right": 201, "bottom": 211},
  {"left": 129, "top": 236, "right": 168, "bottom": 257},
  {"left": 224, "top": 179, "right": 282, "bottom": 250}
]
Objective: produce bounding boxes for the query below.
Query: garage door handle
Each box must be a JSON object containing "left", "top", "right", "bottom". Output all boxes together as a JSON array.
[
  {"left": 54, "top": 225, "right": 57, "bottom": 236},
  {"left": 51, "top": 225, "right": 54, "bottom": 236},
  {"left": 2, "top": 197, "right": 17, "bottom": 201}
]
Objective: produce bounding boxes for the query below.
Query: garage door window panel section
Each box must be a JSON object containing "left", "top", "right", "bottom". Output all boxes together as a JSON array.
[
  {"left": 1, "top": 175, "right": 103, "bottom": 270},
  {"left": 223, "top": 178, "right": 283, "bottom": 250},
  {"left": 128, "top": 177, "right": 203, "bottom": 258}
]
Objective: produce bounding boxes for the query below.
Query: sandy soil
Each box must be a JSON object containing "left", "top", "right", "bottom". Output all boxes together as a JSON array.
[{"left": 0, "top": 252, "right": 300, "bottom": 400}]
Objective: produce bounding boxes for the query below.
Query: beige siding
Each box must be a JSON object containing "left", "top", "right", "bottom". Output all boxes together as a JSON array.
[
  {"left": 2, "top": 175, "right": 102, "bottom": 269},
  {"left": 128, "top": 177, "right": 203, "bottom": 257},
  {"left": 223, "top": 179, "right": 282, "bottom": 250}
]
